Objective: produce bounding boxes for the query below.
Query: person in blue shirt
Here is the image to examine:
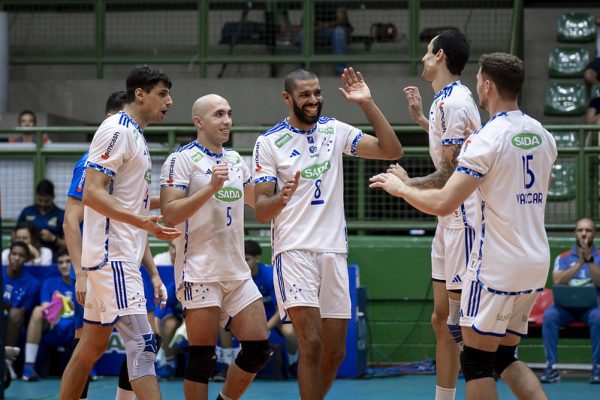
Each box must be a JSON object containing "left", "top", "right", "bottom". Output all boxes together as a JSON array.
[
  {"left": 3, "top": 241, "right": 41, "bottom": 378},
  {"left": 540, "top": 218, "right": 600, "bottom": 384},
  {"left": 245, "top": 240, "right": 298, "bottom": 375},
  {"left": 22, "top": 248, "right": 75, "bottom": 381},
  {"left": 153, "top": 279, "right": 182, "bottom": 380},
  {"left": 17, "top": 179, "right": 65, "bottom": 255}
]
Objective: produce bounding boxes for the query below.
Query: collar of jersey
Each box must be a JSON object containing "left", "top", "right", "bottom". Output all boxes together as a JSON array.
[
  {"left": 193, "top": 140, "right": 224, "bottom": 159},
  {"left": 282, "top": 118, "right": 318, "bottom": 135},
  {"left": 433, "top": 80, "right": 459, "bottom": 101},
  {"left": 117, "top": 111, "right": 143, "bottom": 134}
]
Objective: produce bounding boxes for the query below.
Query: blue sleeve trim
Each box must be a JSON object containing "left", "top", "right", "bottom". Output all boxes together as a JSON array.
[
  {"left": 456, "top": 166, "right": 483, "bottom": 179},
  {"left": 160, "top": 184, "right": 188, "bottom": 191},
  {"left": 350, "top": 131, "right": 364, "bottom": 157},
  {"left": 442, "top": 138, "right": 465, "bottom": 145},
  {"left": 254, "top": 176, "right": 277, "bottom": 185},
  {"left": 87, "top": 162, "right": 116, "bottom": 178},
  {"left": 243, "top": 177, "right": 252, "bottom": 187}
]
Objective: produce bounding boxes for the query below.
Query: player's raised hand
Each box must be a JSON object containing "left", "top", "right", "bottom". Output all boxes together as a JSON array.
[
  {"left": 403, "top": 86, "right": 425, "bottom": 122},
  {"left": 339, "top": 67, "right": 372, "bottom": 105},
  {"left": 387, "top": 163, "right": 409, "bottom": 182},
  {"left": 279, "top": 171, "right": 300, "bottom": 206},
  {"left": 152, "top": 275, "right": 168, "bottom": 308},
  {"left": 140, "top": 215, "right": 182, "bottom": 240},
  {"left": 369, "top": 172, "right": 406, "bottom": 198},
  {"left": 210, "top": 161, "right": 229, "bottom": 193}
]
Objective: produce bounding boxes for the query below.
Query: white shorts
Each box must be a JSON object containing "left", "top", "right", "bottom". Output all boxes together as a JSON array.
[
  {"left": 176, "top": 279, "right": 262, "bottom": 328},
  {"left": 273, "top": 250, "right": 351, "bottom": 322},
  {"left": 83, "top": 261, "right": 147, "bottom": 326},
  {"left": 431, "top": 224, "right": 476, "bottom": 290},
  {"left": 460, "top": 278, "right": 539, "bottom": 337}
]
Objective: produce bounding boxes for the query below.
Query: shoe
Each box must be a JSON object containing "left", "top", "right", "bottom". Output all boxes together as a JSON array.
[
  {"left": 591, "top": 365, "right": 600, "bottom": 384},
  {"left": 156, "top": 363, "right": 175, "bottom": 380},
  {"left": 89, "top": 366, "right": 98, "bottom": 381},
  {"left": 212, "top": 363, "right": 228, "bottom": 382},
  {"left": 22, "top": 364, "right": 39, "bottom": 382},
  {"left": 540, "top": 366, "right": 560, "bottom": 383}
]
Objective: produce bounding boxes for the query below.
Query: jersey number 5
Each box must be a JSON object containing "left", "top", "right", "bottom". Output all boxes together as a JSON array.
[
  {"left": 226, "top": 206, "right": 232, "bottom": 226},
  {"left": 522, "top": 155, "right": 535, "bottom": 189}
]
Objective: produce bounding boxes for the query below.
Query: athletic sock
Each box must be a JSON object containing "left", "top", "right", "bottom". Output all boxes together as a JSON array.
[
  {"left": 217, "top": 391, "right": 233, "bottom": 400},
  {"left": 435, "top": 385, "right": 456, "bottom": 400},
  {"left": 25, "top": 343, "right": 39, "bottom": 364}
]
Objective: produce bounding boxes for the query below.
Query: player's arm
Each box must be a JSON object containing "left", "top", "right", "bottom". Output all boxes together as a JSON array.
[
  {"left": 589, "top": 258, "right": 600, "bottom": 287},
  {"left": 266, "top": 312, "right": 279, "bottom": 331},
  {"left": 586, "top": 107, "right": 600, "bottom": 125},
  {"left": 403, "top": 86, "right": 429, "bottom": 132},
  {"left": 254, "top": 172, "right": 300, "bottom": 224},
  {"left": 244, "top": 182, "right": 255, "bottom": 208},
  {"left": 149, "top": 195, "right": 161, "bottom": 210},
  {"left": 339, "top": 67, "right": 404, "bottom": 160},
  {"left": 63, "top": 196, "right": 87, "bottom": 305},
  {"left": 141, "top": 240, "right": 167, "bottom": 308},
  {"left": 83, "top": 168, "right": 180, "bottom": 240},
  {"left": 160, "top": 162, "right": 229, "bottom": 227},
  {"left": 370, "top": 169, "right": 479, "bottom": 217},
  {"left": 411, "top": 143, "right": 461, "bottom": 189}
]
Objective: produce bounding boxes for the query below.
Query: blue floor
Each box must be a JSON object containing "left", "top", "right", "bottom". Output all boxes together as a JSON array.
[{"left": 5, "top": 375, "right": 600, "bottom": 400}]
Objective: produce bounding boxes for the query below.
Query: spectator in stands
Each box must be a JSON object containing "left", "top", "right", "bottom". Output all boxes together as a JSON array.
[
  {"left": 245, "top": 240, "right": 298, "bottom": 376},
  {"left": 17, "top": 179, "right": 65, "bottom": 255},
  {"left": 22, "top": 249, "right": 75, "bottom": 381},
  {"left": 586, "top": 93, "right": 600, "bottom": 125},
  {"left": 297, "top": 4, "right": 353, "bottom": 74},
  {"left": 1, "top": 222, "right": 53, "bottom": 266},
  {"left": 10, "top": 110, "right": 51, "bottom": 144},
  {"left": 540, "top": 218, "right": 600, "bottom": 384},
  {"left": 2, "top": 241, "right": 41, "bottom": 379},
  {"left": 583, "top": 15, "right": 600, "bottom": 86}
]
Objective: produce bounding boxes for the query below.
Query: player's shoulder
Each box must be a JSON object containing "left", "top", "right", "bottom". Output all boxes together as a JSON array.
[{"left": 260, "top": 120, "right": 288, "bottom": 138}]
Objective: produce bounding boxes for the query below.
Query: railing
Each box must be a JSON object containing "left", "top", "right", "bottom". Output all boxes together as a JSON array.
[
  {"left": 0, "top": 0, "right": 521, "bottom": 78},
  {"left": 1, "top": 124, "right": 597, "bottom": 234}
]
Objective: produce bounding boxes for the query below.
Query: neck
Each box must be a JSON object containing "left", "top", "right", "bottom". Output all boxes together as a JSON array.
[
  {"left": 486, "top": 99, "right": 519, "bottom": 119},
  {"left": 6, "top": 267, "right": 20, "bottom": 278},
  {"left": 431, "top": 71, "right": 459, "bottom": 94},
  {"left": 122, "top": 104, "right": 148, "bottom": 129},
  {"left": 287, "top": 115, "right": 315, "bottom": 132},
  {"left": 250, "top": 265, "right": 258, "bottom": 277},
  {"left": 197, "top": 133, "right": 223, "bottom": 154},
  {"left": 62, "top": 274, "right": 71, "bottom": 285}
]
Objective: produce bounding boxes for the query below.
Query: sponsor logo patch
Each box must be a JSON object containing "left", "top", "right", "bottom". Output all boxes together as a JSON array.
[
  {"left": 275, "top": 133, "right": 292, "bottom": 148},
  {"left": 511, "top": 132, "right": 542, "bottom": 150},
  {"left": 101, "top": 132, "right": 120, "bottom": 159},
  {"left": 301, "top": 161, "right": 331, "bottom": 179},
  {"left": 215, "top": 186, "right": 243, "bottom": 202}
]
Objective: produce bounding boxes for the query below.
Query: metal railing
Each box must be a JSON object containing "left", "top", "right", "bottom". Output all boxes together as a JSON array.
[{"left": 1, "top": 124, "right": 597, "bottom": 234}]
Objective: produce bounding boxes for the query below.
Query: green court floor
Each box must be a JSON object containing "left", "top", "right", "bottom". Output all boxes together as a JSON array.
[{"left": 5, "top": 375, "right": 599, "bottom": 399}]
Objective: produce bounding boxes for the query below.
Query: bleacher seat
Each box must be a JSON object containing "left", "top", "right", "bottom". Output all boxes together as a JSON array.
[
  {"left": 551, "top": 131, "right": 579, "bottom": 147},
  {"left": 557, "top": 13, "right": 596, "bottom": 43},
  {"left": 529, "top": 288, "right": 588, "bottom": 332},
  {"left": 548, "top": 163, "right": 576, "bottom": 201},
  {"left": 548, "top": 47, "right": 590, "bottom": 78},
  {"left": 544, "top": 82, "right": 587, "bottom": 116}
]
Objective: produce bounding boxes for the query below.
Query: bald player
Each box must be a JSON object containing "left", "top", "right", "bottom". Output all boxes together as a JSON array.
[{"left": 160, "top": 94, "right": 271, "bottom": 400}]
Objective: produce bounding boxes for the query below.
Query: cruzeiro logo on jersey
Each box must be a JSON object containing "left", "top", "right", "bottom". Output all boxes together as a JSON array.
[
  {"left": 275, "top": 133, "right": 292, "bottom": 148},
  {"left": 511, "top": 132, "right": 542, "bottom": 150},
  {"left": 191, "top": 151, "right": 204, "bottom": 162},
  {"left": 215, "top": 186, "right": 242, "bottom": 202},
  {"left": 301, "top": 161, "right": 331, "bottom": 179},
  {"left": 144, "top": 169, "right": 152, "bottom": 184}
]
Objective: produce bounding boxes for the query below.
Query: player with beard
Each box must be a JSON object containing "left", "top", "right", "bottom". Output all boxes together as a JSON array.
[{"left": 252, "top": 67, "right": 403, "bottom": 400}]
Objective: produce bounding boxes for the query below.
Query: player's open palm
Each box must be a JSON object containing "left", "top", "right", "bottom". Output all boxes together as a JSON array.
[
  {"left": 280, "top": 171, "right": 300, "bottom": 206},
  {"left": 369, "top": 172, "right": 406, "bottom": 198},
  {"left": 141, "top": 215, "right": 182, "bottom": 240},
  {"left": 387, "top": 163, "right": 409, "bottom": 182},
  {"left": 339, "top": 67, "right": 372, "bottom": 104},
  {"left": 210, "top": 161, "right": 229, "bottom": 193},
  {"left": 403, "top": 86, "right": 424, "bottom": 122}
]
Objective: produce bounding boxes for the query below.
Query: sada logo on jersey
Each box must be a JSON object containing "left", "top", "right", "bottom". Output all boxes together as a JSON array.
[
  {"left": 301, "top": 161, "right": 331, "bottom": 179},
  {"left": 144, "top": 169, "right": 152, "bottom": 184},
  {"left": 318, "top": 127, "right": 334, "bottom": 135},
  {"left": 511, "top": 132, "right": 542, "bottom": 150},
  {"left": 215, "top": 187, "right": 242, "bottom": 202},
  {"left": 275, "top": 133, "right": 292, "bottom": 148},
  {"left": 101, "top": 132, "right": 120, "bottom": 159},
  {"left": 191, "top": 151, "right": 204, "bottom": 162}
]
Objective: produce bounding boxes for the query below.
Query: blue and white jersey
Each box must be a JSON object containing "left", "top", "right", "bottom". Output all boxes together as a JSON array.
[
  {"left": 428, "top": 81, "right": 481, "bottom": 229},
  {"left": 457, "top": 110, "right": 557, "bottom": 294},
  {"left": 81, "top": 111, "right": 152, "bottom": 269},
  {"left": 67, "top": 152, "right": 89, "bottom": 202},
  {"left": 160, "top": 141, "right": 252, "bottom": 286},
  {"left": 253, "top": 117, "right": 362, "bottom": 256}
]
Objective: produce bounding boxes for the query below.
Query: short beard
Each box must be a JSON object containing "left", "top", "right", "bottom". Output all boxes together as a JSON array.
[{"left": 292, "top": 99, "right": 322, "bottom": 126}]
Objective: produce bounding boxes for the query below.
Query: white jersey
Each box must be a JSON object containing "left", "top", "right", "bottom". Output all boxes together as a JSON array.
[
  {"left": 457, "top": 110, "right": 558, "bottom": 294},
  {"left": 82, "top": 111, "right": 152, "bottom": 269},
  {"left": 428, "top": 81, "right": 481, "bottom": 229},
  {"left": 253, "top": 117, "right": 363, "bottom": 257},
  {"left": 160, "top": 141, "right": 252, "bottom": 287}
]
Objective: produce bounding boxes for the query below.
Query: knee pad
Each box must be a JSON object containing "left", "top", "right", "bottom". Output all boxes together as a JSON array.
[
  {"left": 460, "top": 345, "right": 496, "bottom": 382},
  {"left": 116, "top": 314, "right": 157, "bottom": 381},
  {"left": 155, "top": 334, "right": 163, "bottom": 352},
  {"left": 447, "top": 323, "right": 463, "bottom": 344},
  {"left": 235, "top": 340, "right": 273, "bottom": 374},
  {"left": 118, "top": 358, "right": 132, "bottom": 390},
  {"left": 185, "top": 346, "right": 217, "bottom": 384},
  {"left": 495, "top": 345, "right": 517, "bottom": 376}
]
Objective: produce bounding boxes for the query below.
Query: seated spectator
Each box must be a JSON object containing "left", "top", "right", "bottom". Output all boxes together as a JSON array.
[
  {"left": 10, "top": 110, "right": 50, "bottom": 144},
  {"left": 245, "top": 240, "right": 298, "bottom": 376},
  {"left": 540, "top": 218, "right": 600, "bottom": 384},
  {"left": 153, "top": 250, "right": 182, "bottom": 380},
  {"left": 1, "top": 222, "right": 53, "bottom": 266},
  {"left": 22, "top": 249, "right": 75, "bottom": 381},
  {"left": 2, "top": 242, "right": 41, "bottom": 379},
  {"left": 586, "top": 94, "right": 600, "bottom": 125},
  {"left": 17, "top": 179, "right": 65, "bottom": 255},
  {"left": 584, "top": 15, "right": 600, "bottom": 86}
]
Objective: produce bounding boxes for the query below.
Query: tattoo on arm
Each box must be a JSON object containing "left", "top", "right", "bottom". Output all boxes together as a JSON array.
[{"left": 407, "top": 144, "right": 461, "bottom": 189}]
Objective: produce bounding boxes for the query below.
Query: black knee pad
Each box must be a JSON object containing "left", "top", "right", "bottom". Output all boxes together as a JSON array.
[
  {"left": 155, "top": 334, "right": 163, "bottom": 352},
  {"left": 185, "top": 346, "right": 217, "bottom": 384},
  {"left": 495, "top": 345, "right": 517, "bottom": 376},
  {"left": 460, "top": 345, "right": 496, "bottom": 382},
  {"left": 118, "top": 358, "right": 132, "bottom": 390},
  {"left": 235, "top": 340, "right": 273, "bottom": 374}
]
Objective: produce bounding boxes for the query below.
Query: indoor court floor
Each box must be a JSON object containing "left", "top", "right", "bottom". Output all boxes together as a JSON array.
[{"left": 5, "top": 375, "right": 599, "bottom": 399}]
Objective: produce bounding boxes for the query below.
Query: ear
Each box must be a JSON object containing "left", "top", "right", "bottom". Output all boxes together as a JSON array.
[
  {"left": 282, "top": 91, "right": 291, "bottom": 104},
  {"left": 193, "top": 115, "right": 203, "bottom": 129},
  {"left": 435, "top": 48, "right": 445, "bottom": 64},
  {"left": 135, "top": 87, "right": 144, "bottom": 102}
]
